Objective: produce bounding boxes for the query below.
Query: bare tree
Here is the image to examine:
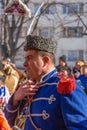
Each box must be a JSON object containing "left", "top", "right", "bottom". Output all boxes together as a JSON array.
[
  {"left": 1, "top": 0, "right": 31, "bottom": 61},
  {"left": 0, "top": 0, "right": 87, "bottom": 62},
  {"left": 30, "top": 1, "right": 87, "bottom": 37}
]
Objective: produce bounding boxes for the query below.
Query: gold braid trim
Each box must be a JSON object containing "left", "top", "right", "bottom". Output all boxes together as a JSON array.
[
  {"left": 6, "top": 105, "right": 19, "bottom": 113},
  {"left": 14, "top": 107, "right": 26, "bottom": 129},
  {"left": 15, "top": 118, "right": 26, "bottom": 129}
]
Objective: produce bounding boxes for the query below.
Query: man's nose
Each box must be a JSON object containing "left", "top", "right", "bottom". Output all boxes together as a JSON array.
[{"left": 23, "top": 61, "right": 27, "bottom": 67}]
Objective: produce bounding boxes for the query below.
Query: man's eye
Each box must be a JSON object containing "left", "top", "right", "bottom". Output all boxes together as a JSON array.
[{"left": 27, "top": 57, "right": 31, "bottom": 61}]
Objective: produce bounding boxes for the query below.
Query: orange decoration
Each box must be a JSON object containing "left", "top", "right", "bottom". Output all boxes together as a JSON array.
[{"left": 0, "top": 110, "right": 12, "bottom": 130}]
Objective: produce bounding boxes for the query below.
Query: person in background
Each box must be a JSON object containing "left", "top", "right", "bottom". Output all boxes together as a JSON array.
[
  {"left": 0, "top": 75, "right": 10, "bottom": 111},
  {"left": 73, "top": 59, "right": 85, "bottom": 79},
  {"left": 76, "top": 64, "right": 87, "bottom": 94},
  {"left": 4, "top": 35, "right": 87, "bottom": 130},
  {"left": 1, "top": 59, "right": 20, "bottom": 95},
  {"left": 58, "top": 66, "right": 71, "bottom": 75},
  {"left": 1, "top": 59, "right": 27, "bottom": 95},
  {"left": 56, "top": 55, "right": 71, "bottom": 74}
]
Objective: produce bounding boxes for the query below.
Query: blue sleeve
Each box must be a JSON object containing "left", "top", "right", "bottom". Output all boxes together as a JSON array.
[
  {"left": 4, "top": 94, "right": 19, "bottom": 127},
  {"left": 60, "top": 82, "right": 87, "bottom": 130}
]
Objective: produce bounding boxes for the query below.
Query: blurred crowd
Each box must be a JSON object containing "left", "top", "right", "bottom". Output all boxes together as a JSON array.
[
  {"left": 0, "top": 56, "right": 87, "bottom": 110},
  {"left": 56, "top": 55, "right": 87, "bottom": 93},
  {"left": 0, "top": 55, "right": 87, "bottom": 129}
]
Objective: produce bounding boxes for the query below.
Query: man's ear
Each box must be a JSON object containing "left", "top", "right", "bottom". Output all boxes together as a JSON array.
[{"left": 42, "top": 56, "right": 50, "bottom": 67}]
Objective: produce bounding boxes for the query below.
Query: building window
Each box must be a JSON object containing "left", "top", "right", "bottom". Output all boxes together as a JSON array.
[
  {"left": 0, "top": 1, "right": 2, "bottom": 7},
  {"left": 34, "top": 3, "right": 56, "bottom": 15},
  {"left": 45, "top": 5, "right": 56, "bottom": 14},
  {"left": 0, "top": 1, "right": 3, "bottom": 14},
  {"left": 38, "top": 28, "right": 54, "bottom": 38},
  {"left": 63, "top": 3, "right": 83, "bottom": 14},
  {"left": 63, "top": 27, "right": 83, "bottom": 37},
  {"left": 67, "top": 50, "right": 83, "bottom": 61},
  {"left": 34, "top": 3, "right": 39, "bottom": 14},
  {"left": 41, "top": 5, "right": 56, "bottom": 14}
]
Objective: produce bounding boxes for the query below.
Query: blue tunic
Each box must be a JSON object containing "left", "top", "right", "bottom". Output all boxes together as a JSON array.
[
  {"left": 4, "top": 69, "right": 87, "bottom": 130},
  {"left": 77, "top": 75, "right": 87, "bottom": 88}
]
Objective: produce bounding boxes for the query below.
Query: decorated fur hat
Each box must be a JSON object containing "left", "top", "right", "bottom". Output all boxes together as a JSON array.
[{"left": 24, "top": 35, "right": 56, "bottom": 54}]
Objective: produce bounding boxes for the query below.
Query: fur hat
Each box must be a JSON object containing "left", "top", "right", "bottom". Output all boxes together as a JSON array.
[{"left": 24, "top": 35, "right": 56, "bottom": 54}]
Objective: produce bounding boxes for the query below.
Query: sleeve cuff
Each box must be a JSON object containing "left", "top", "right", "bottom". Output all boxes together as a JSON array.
[{"left": 6, "top": 94, "right": 20, "bottom": 113}]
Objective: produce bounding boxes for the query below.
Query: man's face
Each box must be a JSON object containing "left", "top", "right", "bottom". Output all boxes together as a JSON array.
[
  {"left": 59, "top": 59, "right": 65, "bottom": 66},
  {"left": 23, "top": 50, "right": 44, "bottom": 82},
  {"left": 75, "top": 62, "right": 80, "bottom": 70},
  {"left": 83, "top": 67, "right": 87, "bottom": 75}
]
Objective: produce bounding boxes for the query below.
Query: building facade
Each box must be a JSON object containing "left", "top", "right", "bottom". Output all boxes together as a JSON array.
[{"left": 28, "top": 0, "right": 87, "bottom": 67}]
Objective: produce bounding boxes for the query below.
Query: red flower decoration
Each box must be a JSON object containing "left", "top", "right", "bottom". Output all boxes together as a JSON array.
[
  {"left": 5, "top": 1, "right": 26, "bottom": 15},
  {"left": 4, "top": 0, "right": 31, "bottom": 16},
  {"left": 57, "top": 75, "right": 76, "bottom": 94}
]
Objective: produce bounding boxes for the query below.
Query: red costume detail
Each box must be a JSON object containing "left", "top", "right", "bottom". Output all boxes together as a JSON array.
[
  {"left": 0, "top": 110, "right": 12, "bottom": 130},
  {"left": 57, "top": 73, "right": 76, "bottom": 94},
  {"left": 5, "top": 0, "right": 26, "bottom": 15}
]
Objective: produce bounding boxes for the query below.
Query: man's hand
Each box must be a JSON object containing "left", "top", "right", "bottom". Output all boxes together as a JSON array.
[{"left": 12, "top": 80, "right": 39, "bottom": 105}]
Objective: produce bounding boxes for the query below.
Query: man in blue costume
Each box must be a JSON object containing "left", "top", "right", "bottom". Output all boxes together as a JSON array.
[{"left": 4, "top": 35, "right": 87, "bottom": 130}]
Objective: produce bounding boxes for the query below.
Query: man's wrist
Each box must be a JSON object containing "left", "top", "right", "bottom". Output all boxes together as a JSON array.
[{"left": 11, "top": 93, "right": 19, "bottom": 105}]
